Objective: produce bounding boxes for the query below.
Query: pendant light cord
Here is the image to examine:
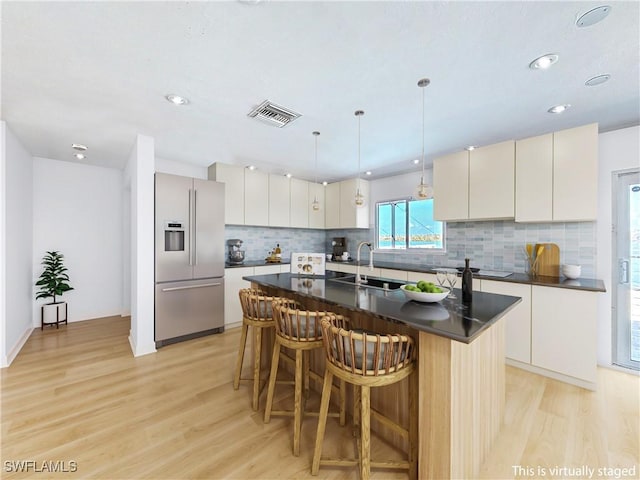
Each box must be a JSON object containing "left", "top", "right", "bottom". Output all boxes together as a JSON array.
[{"left": 421, "top": 84, "right": 425, "bottom": 179}]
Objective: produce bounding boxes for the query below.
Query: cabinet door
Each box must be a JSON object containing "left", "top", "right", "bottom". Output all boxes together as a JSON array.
[
  {"left": 255, "top": 264, "right": 282, "bottom": 275},
  {"left": 244, "top": 169, "right": 269, "bottom": 226},
  {"left": 481, "top": 280, "right": 531, "bottom": 364},
  {"left": 325, "top": 183, "right": 341, "bottom": 229},
  {"left": 379, "top": 268, "right": 408, "bottom": 281},
  {"left": 340, "top": 179, "right": 370, "bottom": 228},
  {"left": 207, "top": 163, "right": 245, "bottom": 225},
  {"left": 407, "top": 271, "right": 438, "bottom": 284},
  {"left": 290, "top": 178, "right": 309, "bottom": 228},
  {"left": 433, "top": 151, "right": 469, "bottom": 221},
  {"left": 224, "top": 267, "right": 253, "bottom": 327},
  {"left": 531, "top": 286, "right": 597, "bottom": 383},
  {"left": 469, "top": 140, "right": 515, "bottom": 220},
  {"left": 553, "top": 123, "right": 598, "bottom": 221},
  {"left": 269, "top": 174, "right": 290, "bottom": 227},
  {"left": 308, "top": 182, "right": 325, "bottom": 229},
  {"left": 515, "top": 134, "right": 553, "bottom": 222}
]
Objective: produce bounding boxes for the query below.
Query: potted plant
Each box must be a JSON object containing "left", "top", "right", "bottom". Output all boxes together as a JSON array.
[{"left": 36, "top": 251, "right": 73, "bottom": 329}]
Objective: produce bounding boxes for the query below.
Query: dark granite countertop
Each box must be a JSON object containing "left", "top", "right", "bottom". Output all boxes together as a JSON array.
[
  {"left": 244, "top": 271, "right": 522, "bottom": 344},
  {"left": 326, "top": 260, "right": 606, "bottom": 292},
  {"left": 226, "top": 260, "right": 291, "bottom": 268}
]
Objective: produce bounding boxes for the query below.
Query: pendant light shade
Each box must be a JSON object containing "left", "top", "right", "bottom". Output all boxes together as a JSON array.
[
  {"left": 416, "top": 78, "right": 433, "bottom": 200},
  {"left": 354, "top": 110, "right": 365, "bottom": 208},
  {"left": 311, "top": 131, "right": 321, "bottom": 212}
]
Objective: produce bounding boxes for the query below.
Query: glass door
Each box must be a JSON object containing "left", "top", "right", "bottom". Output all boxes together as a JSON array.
[{"left": 613, "top": 169, "right": 640, "bottom": 370}]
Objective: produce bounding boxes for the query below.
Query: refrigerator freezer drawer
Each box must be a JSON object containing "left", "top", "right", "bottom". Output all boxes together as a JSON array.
[{"left": 155, "top": 278, "right": 224, "bottom": 343}]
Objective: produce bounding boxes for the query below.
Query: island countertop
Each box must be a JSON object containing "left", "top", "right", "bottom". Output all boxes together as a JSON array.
[{"left": 244, "top": 271, "right": 521, "bottom": 344}]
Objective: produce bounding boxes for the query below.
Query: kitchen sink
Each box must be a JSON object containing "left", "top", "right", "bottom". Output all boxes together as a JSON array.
[{"left": 329, "top": 275, "right": 404, "bottom": 291}]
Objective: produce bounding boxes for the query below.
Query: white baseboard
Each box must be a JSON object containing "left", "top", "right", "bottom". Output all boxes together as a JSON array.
[
  {"left": 598, "top": 362, "right": 640, "bottom": 376},
  {"left": 128, "top": 332, "right": 156, "bottom": 357},
  {"left": 225, "top": 321, "right": 242, "bottom": 330},
  {"left": 506, "top": 358, "right": 597, "bottom": 391},
  {"left": 2, "top": 326, "right": 34, "bottom": 368}
]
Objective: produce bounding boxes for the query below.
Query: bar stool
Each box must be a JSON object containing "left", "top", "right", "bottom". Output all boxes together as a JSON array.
[
  {"left": 312, "top": 315, "right": 417, "bottom": 479},
  {"left": 233, "top": 288, "right": 283, "bottom": 411},
  {"left": 264, "top": 299, "right": 346, "bottom": 457}
]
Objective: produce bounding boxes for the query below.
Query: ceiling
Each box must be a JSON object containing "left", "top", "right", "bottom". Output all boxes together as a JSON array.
[{"left": 2, "top": 1, "right": 639, "bottom": 183}]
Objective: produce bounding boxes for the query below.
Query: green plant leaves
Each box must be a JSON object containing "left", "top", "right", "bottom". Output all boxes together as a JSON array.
[{"left": 35, "top": 251, "right": 73, "bottom": 302}]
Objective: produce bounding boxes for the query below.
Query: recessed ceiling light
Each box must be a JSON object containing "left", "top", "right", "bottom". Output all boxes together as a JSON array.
[
  {"left": 322, "top": 181, "right": 328, "bottom": 186},
  {"left": 365, "top": 171, "right": 372, "bottom": 176},
  {"left": 576, "top": 5, "right": 611, "bottom": 27},
  {"left": 71, "top": 143, "right": 87, "bottom": 151},
  {"left": 285, "top": 173, "right": 292, "bottom": 178},
  {"left": 246, "top": 165, "right": 256, "bottom": 170},
  {"left": 465, "top": 146, "right": 476, "bottom": 151},
  {"left": 548, "top": 104, "right": 571, "bottom": 114},
  {"left": 529, "top": 54, "right": 559, "bottom": 70},
  {"left": 585, "top": 74, "right": 611, "bottom": 86},
  {"left": 412, "top": 159, "right": 420, "bottom": 165},
  {"left": 74, "top": 153, "right": 85, "bottom": 160},
  {"left": 165, "top": 94, "right": 189, "bottom": 105}
]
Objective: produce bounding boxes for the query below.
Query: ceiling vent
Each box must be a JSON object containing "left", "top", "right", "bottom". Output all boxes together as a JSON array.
[{"left": 247, "top": 100, "right": 302, "bottom": 128}]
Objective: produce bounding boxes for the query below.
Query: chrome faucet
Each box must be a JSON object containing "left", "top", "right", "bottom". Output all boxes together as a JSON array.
[{"left": 356, "top": 241, "right": 374, "bottom": 285}]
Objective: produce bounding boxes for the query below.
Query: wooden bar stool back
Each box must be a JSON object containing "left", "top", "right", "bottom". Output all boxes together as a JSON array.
[
  {"left": 264, "top": 300, "right": 346, "bottom": 457},
  {"left": 312, "top": 314, "right": 417, "bottom": 480},
  {"left": 233, "top": 288, "right": 279, "bottom": 411}
]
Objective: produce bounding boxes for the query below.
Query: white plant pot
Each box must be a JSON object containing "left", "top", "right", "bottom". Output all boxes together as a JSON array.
[{"left": 41, "top": 301, "right": 68, "bottom": 329}]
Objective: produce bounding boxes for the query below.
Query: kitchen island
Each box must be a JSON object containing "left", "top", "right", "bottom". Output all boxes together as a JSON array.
[{"left": 245, "top": 271, "right": 521, "bottom": 479}]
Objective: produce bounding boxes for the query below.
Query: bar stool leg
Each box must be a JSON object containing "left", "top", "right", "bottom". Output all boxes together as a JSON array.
[
  {"left": 233, "top": 323, "right": 249, "bottom": 390},
  {"left": 252, "top": 327, "right": 263, "bottom": 411},
  {"left": 311, "top": 368, "right": 334, "bottom": 475},
  {"left": 303, "top": 350, "right": 310, "bottom": 400},
  {"left": 339, "top": 379, "right": 346, "bottom": 426},
  {"left": 264, "top": 340, "right": 281, "bottom": 423},
  {"left": 293, "top": 348, "right": 303, "bottom": 456},
  {"left": 409, "top": 370, "right": 418, "bottom": 479},
  {"left": 360, "top": 385, "right": 371, "bottom": 480}
]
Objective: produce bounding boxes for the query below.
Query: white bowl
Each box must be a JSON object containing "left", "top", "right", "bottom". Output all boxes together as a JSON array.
[
  {"left": 562, "top": 264, "right": 581, "bottom": 279},
  {"left": 400, "top": 284, "right": 449, "bottom": 303}
]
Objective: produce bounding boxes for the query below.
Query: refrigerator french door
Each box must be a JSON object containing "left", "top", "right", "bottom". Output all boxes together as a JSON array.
[{"left": 155, "top": 173, "right": 225, "bottom": 346}]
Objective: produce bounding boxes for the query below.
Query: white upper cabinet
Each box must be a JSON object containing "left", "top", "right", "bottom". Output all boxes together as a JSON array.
[
  {"left": 553, "top": 123, "right": 598, "bottom": 221},
  {"left": 308, "top": 182, "right": 325, "bottom": 229},
  {"left": 515, "top": 134, "right": 553, "bottom": 222},
  {"left": 244, "top": 169, "right": 269, "bottom": 226},
  {"left": 268, "top": 174, "right": 290, "bottom": 227},
  {"left": 515, "top": 124, "right": 598, "bottom": 222},
  {"left": 433, "top": 151, "right": 469, "bottom": 221},
  {"left": 208, "top": 163, "right": 245, "bottom": 225},
  {"left": 468, "top": 140, "right": 515, "bottom": 220},
  {"left": 339, "top": 178, "right": 370, "bottom": 228},
  {"left": 290, "top": 178, "right": 309, "bottom": 228},
  {"left": 324, "top": 182, "right": 341, "bottom": 229}
]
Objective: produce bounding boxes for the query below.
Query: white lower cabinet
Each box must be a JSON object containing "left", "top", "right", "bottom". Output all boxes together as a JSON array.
[
  {"left": 378, "top": 268, "right": 408, "bottom": 282},
  {"left": 224, "top": 267, "right": 253, "bottom": 327},
  {"left": 531, "top": 286, "right": 597, "bottom": 385},
  {"left": 481, "top": 280, "right": 532, "bottom": 364},
  {"left": 407, "top": 271, "right": 438, "bottom": 284}
]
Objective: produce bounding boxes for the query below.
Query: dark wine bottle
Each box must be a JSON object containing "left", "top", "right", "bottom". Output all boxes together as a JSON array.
[{"left": 462, "top": 258, "right": 473, "bottom": 303}]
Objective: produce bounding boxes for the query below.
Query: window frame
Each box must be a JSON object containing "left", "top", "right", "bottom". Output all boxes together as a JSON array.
[{"left": 375, "top": 197, "right": 446, "bottom": 253}]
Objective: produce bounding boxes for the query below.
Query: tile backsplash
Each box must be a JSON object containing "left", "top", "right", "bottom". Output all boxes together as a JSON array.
[{"left": 227, "top": 221, "right": 597, "bottom": 278}]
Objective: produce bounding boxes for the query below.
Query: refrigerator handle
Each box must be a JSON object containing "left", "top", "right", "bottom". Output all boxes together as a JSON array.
[
  {"left": 188, "top": 189, "right": 193, "bottom": 266},
  {"left": 193, "top": 189, "right": 197, "bottom": 265}
]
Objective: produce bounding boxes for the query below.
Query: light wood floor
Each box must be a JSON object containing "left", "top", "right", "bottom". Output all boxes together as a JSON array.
[{"left": 1, "top": 316, "right": 638, "bottom": 479}]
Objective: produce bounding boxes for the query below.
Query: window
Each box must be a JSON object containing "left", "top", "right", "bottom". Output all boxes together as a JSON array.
[{"left": 376, "top": 198, "right": 445, "bottom": 251}]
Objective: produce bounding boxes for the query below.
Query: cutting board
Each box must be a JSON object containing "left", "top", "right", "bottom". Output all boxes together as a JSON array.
[{"left": 535, "top": 243, "right": 560, "bottom": 277}]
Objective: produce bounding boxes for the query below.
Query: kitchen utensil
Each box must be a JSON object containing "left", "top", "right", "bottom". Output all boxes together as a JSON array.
[
  {"left": 562, "top": 264, "right": 581, "bottom": 279},
  {"left": 535, "top": 243, "right": 560, "bottom": 277}
]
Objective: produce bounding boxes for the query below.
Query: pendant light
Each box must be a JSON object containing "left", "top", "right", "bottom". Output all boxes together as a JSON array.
[
  {"left": 354, "top": 110, "right": 365, "bottom": 207},
  {"left": 311, "top": 131, "right": 321, "bottom": 212},
  {"left": 416, "top": 78, "right": 433, "bottom": 199}
]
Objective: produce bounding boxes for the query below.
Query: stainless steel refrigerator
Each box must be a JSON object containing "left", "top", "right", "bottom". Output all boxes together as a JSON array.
[{"left": 155, "top": 172, "right": 225, "bottom": 347}]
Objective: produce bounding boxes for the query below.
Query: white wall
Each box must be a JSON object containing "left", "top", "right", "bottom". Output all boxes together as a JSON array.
[
  {"left": 2, "top": 122, "right": 34, "bottom": 366},
  {"left": 32, "top": 157, "right": 123, "bottom": 324},
  {"left": 155, "top": 156, "right": 207, "bottom": 179},
  {"left": 596, "top": 125, "right": 640, "bottom": 367},
  {"left": 127, "top": 134, "right": 156, "bottom": 357},
  {"left": 369, "top": 169, "right": 433, "bottom": 225}
]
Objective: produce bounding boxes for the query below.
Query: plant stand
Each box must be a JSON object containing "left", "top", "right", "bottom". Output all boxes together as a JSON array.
[{"left": 41, "top": 301, "right": 68, "bottom": 330}]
